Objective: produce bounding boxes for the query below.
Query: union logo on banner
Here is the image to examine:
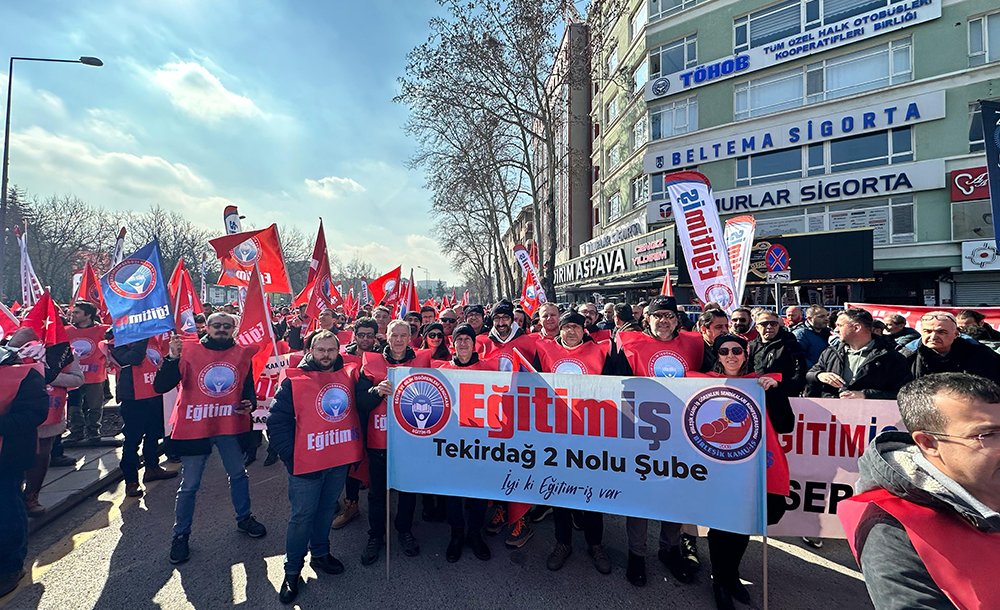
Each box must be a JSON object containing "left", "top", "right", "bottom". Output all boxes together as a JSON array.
[
  {"left": 649, "top": 350, "right": 686, "bottom": 378},
  {"left": 552, "top": 358, "right": 586, "bottom": 374},
  {"left": 108, "top": 259, "right": 157, "bottom": 300},
  {"left": 198, "top": 362, "right": 239, "bottom": 398},
  {"left": 232, "top": 237, "right": 262, "bottom": 267},
  {"left": 316, "top": 383, "right": 352, "bottom": 424},
  {"left": 684, "top": 386, "right": 762, "bottom": 462},
  {"left": 392, "top": 373, "right": 452, "bottom": 437}
]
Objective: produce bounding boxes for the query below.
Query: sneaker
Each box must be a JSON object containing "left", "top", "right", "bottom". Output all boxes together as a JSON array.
[
  {"left": 504, "top": 518, "right": 533, "bottom": 549},
  {"left": 626, "top": 551, "right": 646, "bottom": 587},
  {"left": 680, "top": 533, "right": 701, "bottom": 569},
  {"left": 446, "top": 532, "right": 464, "bottom": 563},
  {"left": 484, "top": 504, "right": 506, "bottom": 535},
  {"left": 263, "top": 451, "right": 279, "bottom": 467},
  {"left": 237, "top": 515, "right": 267, "bottom": 538},
  {"left": 546, "top": 543, "right": 573, "bottom": 571},
  {"left": 802, "top": 536, "right": 824, "bottom": 549},
  {"left": 169, "top": 535, "right": 190, "bottom": 564},
  {"left": 49, "top": 455, "right": 77, "bottom": 468},
  {"left": 0, "top": 569, "right": 26, "bottom": 598},
  {"left": 361, "top": 536, "right": 382, "bottom": 566},
  {"left": 278, "top": 574, "right": 301, "bottom": 605},
  {"left": 399, "top": 531, "right": 420, "bottom": 557},
  {"left": 125, "top": 482, "right": 144, "bottom": 498},
  {"left": 527, "top": 505, "right": 553, "bottom": 523},
  {"left": 143, "top": 466, "right": 178, "bottom": 482},
  {"left": 467, "top": 530, "right": 491, "bottom": 561},
  {"left": 309, "top": 554, "right": 345, "bottom": 575},
  {"left": 332, "top": 499, "right": 360, "bottom": 529},
  {"left": 589, "top": 544, "right": 612, "bottom": 575}
]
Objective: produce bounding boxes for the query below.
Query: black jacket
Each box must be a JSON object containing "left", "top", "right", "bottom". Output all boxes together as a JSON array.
[
  {"left": 902, "top": 338, "right": 1000, "bottom": 385},
  {"left": 806, "top": 336, "right": 911, "bottom": 399},
  {"left": 749, "top": 329, "right": 806, "bottom": 397},
  {"left": 0, "top": 348, "right": 49, "bottom": 474},
  {"left": 153, "top": 336, "right": 257, "bottom": 456},
  {"left": 355, "top": 345, "right": 418, "bottom": 451},
  {"left": 110, "top": 338, "right": 149, "bottom": 402},
  {"left": 267, "top": 353, "right": 348, "bottom": 478}
]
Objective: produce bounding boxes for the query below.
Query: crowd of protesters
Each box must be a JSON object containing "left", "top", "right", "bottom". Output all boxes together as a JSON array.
[{"left": 1, "top": 294, "right": 998, "bottom": 608}]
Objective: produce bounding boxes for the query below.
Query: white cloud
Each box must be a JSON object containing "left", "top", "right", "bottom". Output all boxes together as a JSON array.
[
  {"left": 149, "top": 60, "right": 263, "bottom": 123},
  {"left": 331, "top": 233, "right": 457, "bottom": 284},
  {"left": 83, "top": 108, "right": 138, "bottom": 146},
  {"left": 304, "top": 175, "right": 366, "bottom": 200}
]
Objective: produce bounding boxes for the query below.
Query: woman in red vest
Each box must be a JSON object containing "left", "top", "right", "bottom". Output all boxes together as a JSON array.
[
  {"left": 418, "top": 322, "right": 451, "bottom": 365},
  {"left": 691, "top": 333, "right": 793, "bottom": 610}
]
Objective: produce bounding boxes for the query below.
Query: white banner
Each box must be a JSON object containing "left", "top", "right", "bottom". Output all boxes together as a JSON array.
[
  {"left": 724, "top": 215, "right": 756, "bottom": 306},
  {"left": 768, "top": 397, "right": 904, "bottom": 539},
  {"left": 664, "top": 172, "right": 738, "bottom": 313},
  {"left": 513, "top": 244, "right": 546, "bottom": 304},
  {"left": 15, "top": 224, "right": 44, "bottom": 307}
]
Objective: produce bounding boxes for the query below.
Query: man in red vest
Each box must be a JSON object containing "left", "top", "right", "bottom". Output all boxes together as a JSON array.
[
  {"left": 840, "top": 372, "right": 1000, "bottom": 609},
  {"left": 63, "top": 301, "right": 109, "bottom": 445},
  {"left": 536, "top": 302, "right": 560, "bottom": 342},
  {"left": 153, "top": 312, "right": 267, "bottom": 565},
  {"left": 0, "top": 346, "right": 48, "bottom": 598},
  {"left": 266, "top": 330, "right": 364, "bottom": 604},
  {"left": 476, "top": 299, "right": 538, "bottom": 373}
]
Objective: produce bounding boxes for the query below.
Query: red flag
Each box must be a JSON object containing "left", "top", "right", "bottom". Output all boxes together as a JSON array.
[
  {"left": 404, "top": 270, "right": 420, "bottom": 316},
  {"left": 293, "top": 220, "right": 327, "bottom": 307},
  {"left": 441, "top": 294, "right": 451, "bottom": 310},
  {"left": 661, "top": 268, "right": 674, "bottom": 297},
  {"left": 0, "top": 301, "right": 19, "bottom": 337},
  {"left": 72, "top": 261, "right": 109, "bottom": 322},
  {"left": 450, "top": 287, "right": 457, "bottom": 305},
  {"left": 520, "top": 273, "right": 542, "bottom": 317},
  {"left": 344, "top": 288, "right": 357, "bottom": 319},
  {"left": 211, "top": 224, "right": 293, "bottom": 293},
  {"left": 368, "top": 266, "right": 402, "bottom": 307},
  {"left": 169, "top": 258, "right": 202, "bottom": 336},
  {"left": 303, "top": 249, "right": 343, "bottom": 332},
  {"left": 9, "top": 301, "right": 21, "bottom": 314},
  {"left": 235, "top": 269, "right": 277, "bottom": 380},
  {"left": 22, "top": 291, "right": 68, "bottom": 346},
  {"left": 461, "top": 290, "right": 469, "bottom": 307}
]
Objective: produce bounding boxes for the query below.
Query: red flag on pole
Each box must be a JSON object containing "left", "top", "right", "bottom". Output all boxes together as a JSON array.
[
  {"left": 368, "top": 266, "right": 402, "bottom": 307},
  {"left": 661, "top": 267, "right": 674, "bottom": 297},
  {"left": 211, "top": 224, "right": 293, "bottom": 293},
  {"left": 303, "top": 250, "right": 343, "bottom": 332},
  {"left": 72, "top": 261, "right": 109, "bottom": 322},
  {"left": 293, "top": 220, "right": 327, "bottom": 307},
  {"left": 0, "top": 301, "right": 19, "bottom": 338},
  {"left": 461, "top": 290, "right": 469, "bottom": 307},
  {"left": 236, "top": 267, "right": 278, "bottom": 380},
  {"left": 21, "top": 291, "right": 68, "bottom": 346},
  {"left": 520, "top": 273, "right": 542, "bottom": 317},
  {"left": 169, "top": 258, "right": 203, "bottom": 336}
]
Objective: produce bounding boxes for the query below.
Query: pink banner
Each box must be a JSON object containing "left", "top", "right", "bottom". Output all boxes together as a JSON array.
[{"left": 847, "top": 302, "right": 1000, "bottom": 330}]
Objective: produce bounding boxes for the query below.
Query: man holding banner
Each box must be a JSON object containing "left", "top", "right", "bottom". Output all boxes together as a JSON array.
[
  {"left": 153, "top": 312, "right": 267, "bottom": 565},
  {"left": 267, "top": 330, "right": 363, "bottom": 604}
]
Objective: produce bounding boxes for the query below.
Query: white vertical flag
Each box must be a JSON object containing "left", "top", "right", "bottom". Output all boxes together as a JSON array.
[
  {"left": 724, "top": 215, "right": 756, "bottom": 308},
  {"left": 12, "top": 223, "right": 44, "bottom": 307}
]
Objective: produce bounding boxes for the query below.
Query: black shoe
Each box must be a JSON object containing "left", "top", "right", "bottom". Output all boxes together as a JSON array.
[
  {"left": 49, "top": 454, "right": 77, "bottom": 468},
  {"left": 589, "top": 544, "right": 612, "bottom": 575},
  {"left": 237, "top": 515, "right": 267, "bottom": 538},
  {"left": 659, "top": 545, "right": 697, "bottom": 584},
  {"left": 278, "top": 574, "right": 301, "bottom": 605},
  {"left": 361, "top": 536, "right": 382, "bottom": 566},
  {"left": 729, "top": 580, "right": 751, "bottom": 605},
  {"left": 169, "top": 535, "right": 190, "bottom": 564},
  {"left": 467, "top": 530, "right": 491, "bottom": 561},
  {"left": 547, "top": 543, "right": 573, "bottom": 571},
  {"left": 263, "top": 452, "right": 279, "bottom": 467},
  {"left": 680, "top": 533, "right": 701, "bottom": 570},
  {"left": 527, "top": 505, "right": 553, "bottom": 523},
  {"left": 446, "top": 531, "right": 464, "bottom": 563},
  {"left": 713, "top": 581, "right": 736, "bottom": 610},
  {"left": 626, "top": 551, "right": 646, "bottom": 587},
  {"left": 310, "top": 553, "right": 344, "bottom": 575},
  {"left": 399, "top": 531, "right": 420, "bottom": 557},
  {"left": 0, "top": 569, "right": 25, "bottom": 598}
]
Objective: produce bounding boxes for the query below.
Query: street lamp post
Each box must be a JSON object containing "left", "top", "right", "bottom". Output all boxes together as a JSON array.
[
  {"left": 1, "top": 55, "right": 102, "bottom": 297},
  {"left": 416, "top": 265, "right": 430, "bottom": 299}
]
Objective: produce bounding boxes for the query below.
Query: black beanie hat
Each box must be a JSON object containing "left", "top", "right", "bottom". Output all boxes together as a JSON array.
[
  {"left": 452, "top": 323, "right": 477, "bottom": 342},
  {"left": 558, "top": 310, "right": 587, "bottom": 328},
  {"left": 491, "top": 299, "right": 515, "bottom": 318}
]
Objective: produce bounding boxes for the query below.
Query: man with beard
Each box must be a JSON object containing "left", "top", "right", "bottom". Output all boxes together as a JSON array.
[
  {"left": 154, "top": 312, "right": 266, "bottom": 565},
  {"left": 476, "top": 300, "right": 539, "bottom": 372},
  {"left": 697, "top": 309, "right": 729, "bottom": 372},
  {"left": 577, "top": 302, "right": 610, "bottom": 342},
  {"left": 786, "top": 305, "right": 805, "bottom": 331},
  {"left": 794, "top": 306, "right": 832, "bottom": 369},
  {"left": 729, "top": 307, "right": 758, "bottom": 342}
]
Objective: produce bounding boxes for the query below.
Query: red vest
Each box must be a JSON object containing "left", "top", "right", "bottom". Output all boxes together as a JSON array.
[
  {"left": 0, "top": 364, "right": 41, "bottom": 451},
  {"left": 589, "top": 329, "right": 611, "bottom": 343},
  {"left": 618, "top": 330, "right": 704, "bottom": 378},
  {"left": 536, "top": 340, "right": 608, "bottom": 375},
  {"left": 19, "top": 357, "right": 67, "bottom": 427},
  {"left": 169, "top": 343, "right": 253, "bottom": 440},
  {"left": 437, "top": 358, "right": 499, "bottom": 371},
  {"left": 361, "top": 351, "right": 431, "bottom": 449},
  {"left": 133, "top": 335, "right": 169, "bottom": 400},
  {"left": 287, "top": 366, "right": 364, "bottom": 475},
  {"left": 417, "top": 348, "right": 451, "bottom": 368},
  {"left": 337, "top": 331, "right": 354, "bottom": 351},
  {"left": 65, "top": 324, "right": 109, "bottom": 384},
  {"left": 840, "top": 488, "right": 1000, "bottom": 610},
  {"left": 477, "top": 333, "right": 538, "bottom": 372}
]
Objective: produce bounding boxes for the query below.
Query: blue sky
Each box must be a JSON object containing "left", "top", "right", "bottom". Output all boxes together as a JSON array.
[{"left": 0, "top": 0, "right": 462, "bottom": 282}]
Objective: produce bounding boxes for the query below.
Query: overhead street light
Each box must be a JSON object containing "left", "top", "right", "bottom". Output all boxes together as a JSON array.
[{"left": 1, "top": 55, "right": 103, "bottom": 298}]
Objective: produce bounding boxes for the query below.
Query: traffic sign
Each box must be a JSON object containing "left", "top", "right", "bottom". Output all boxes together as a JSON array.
[
  {"left": 767, "top": 270, "right": 791, "bottom": 283},
  {"left": 765, "top": 244, "right": 790, "bottom": 272}
]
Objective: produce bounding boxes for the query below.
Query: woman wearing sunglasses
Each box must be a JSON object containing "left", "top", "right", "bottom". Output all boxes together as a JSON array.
[
  {"left": 418, "top": 322, "right": 452, "bottom": 365},
  {"left": 691, "top": 333, "right": 794, "bottom": 610}
]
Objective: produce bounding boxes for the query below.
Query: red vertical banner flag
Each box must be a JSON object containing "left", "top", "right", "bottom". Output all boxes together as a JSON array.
[
  {"left": 21, "top": 291, "right": 69, "bottom": 346},
  {"left": 236, "top": 268, "right": 277, "bottom": 381},
  {"left": 368, "top": 266, "right": 401, "bottom": 308},
  {"left": 210, "top": 224, "right": 293, "bottom": 293},
  {"left": 0, "top": 301, "right": 20, "bottom": 338},
  {"left": 168, "top": 258, "right": 203, "bottom": 336},
  {"left": 293, "top": 220, "right": 327, "bottom": 307},
  {"left": 660, "top": 267, "right": 674, "bottom": 297},
  {"left": 520, "top": 273, "right": 542, "bottom": 316},
  {"left": 462, "top": 290, "right": 469, "bottom": 306},
  {"left": 303, "top": 249, "right": 343, "bottom": 332},
  {"left": 73, "top": 261, "right": 109, "bottom": 321},
  {"left": 344, "top": 288, "right": 357, "bottom": 319}
]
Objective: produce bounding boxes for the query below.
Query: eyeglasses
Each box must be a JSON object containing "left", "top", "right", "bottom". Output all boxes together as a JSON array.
[
  {"left": 441, "top": 318, "right": 457, "bottom": 323},
  {"left": 355, "top": 332, "right": 376, "bottom": 339},
  {"left": 427, "top": 332, "right": 444, "bottom": 339},
  {"left": 924, "top": 430, "right": 1000, "bottom": 450},
  {"left": 920, "top": 313, "right": 957, "bottom": 323},
  {"left": 650, "top": 312, "right": 677, "bottom": 320},
  {"left": 757, "top": 320, "right": 779, "bottom": 327},
  {"left": 209, "top": 323, "right": 234, "bottom": 330},
  {"left": 717, "top": 346, "right": 744, "bottom": 356}
]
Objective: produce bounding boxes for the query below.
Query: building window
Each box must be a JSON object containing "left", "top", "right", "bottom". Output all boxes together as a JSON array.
[
  {"left": 736, "top": 127, "right": 912, "bottom": 185},
  {"left": 649, "top": 0, "right": 700, "bottom": 22},
  {"left": 606, "top": 96, "right": 620, "bottom": 123},
  {"left": 650, "top": 96, "right": 697, "bottom": 140},
  {"left": 630, "top": 5, "right": 648, "bottom": 40},
  {"left": 632, "top": 61, "right": 649, "bottom": 95},
  {"left": 970, "top": 12, "right": 1000, "bottom": 66},
  {"left": 630, "top": 175, "right": 649, "bottom": 206},
  {"left": 608, "top": 142, "right": 623, "bottom": 169},
  {"left": 651, "top": 172, "right": 667, "bottom": 201},
  {"left": 970, "top": 101, "right": 991, "bottom": 153},
  {"left": 751, "top": 196, "right": 915, "bottom": 245},
  {"left": 649, "top": 35, "right": 697, "bottom": 79},
  {"left": 734, "top": 38, "right": 912, "bottom": 120},
  {"left": 608, "top": 193, "right": 623, "bottom": 221},
  {"left": 633, "top": 115, "right": 649, "bottom": 151},
  {"left": 607, "top": 46, "right": 619, "bottom": 78}
]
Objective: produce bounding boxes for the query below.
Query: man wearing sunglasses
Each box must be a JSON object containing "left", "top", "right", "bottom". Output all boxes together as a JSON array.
[
  {"left": 840, "top": 373, "right": 1000, "bottom": 610},
  {"left": 748, "top": 310, "right": 806, "bottom": 397},
  {"left": 154, "top": 312, "right": 267, "bottom": 565},
  {"left": 902, "top": 311, "right": 1000, "bottom": 385}
]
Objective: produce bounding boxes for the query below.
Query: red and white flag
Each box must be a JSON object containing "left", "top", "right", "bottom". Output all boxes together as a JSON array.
[
  {"left": 293, "top": 220, "right": 327, "bottom": 307},
  {"left": 168, "top": 258, "right": 203, "bottom": 336},
  {"left": 461, "top": 290, "right": 469, "bottom": 306},
  {"left": 660, "top": 267, "right": 674, "bottom": 297},
  {"left": 303, "top": 248, "right": 344, "bottom": 332},
  {"left": 664, "top": 171, "right": 738, "bottom": 313},
  {"left": 72, "top": 260, "right": 109, "bottom": 322},
  {"left": 396, "top": 269, "right": 420, "bottom": 318},
  {"left": 21, "top": 291, "right": 68, "bottom": 346},
  {"left": 368, "top": 266, "right": 402, "bottom": 307},
  {"left": 724, "top": 215, "right": 756, "bottom": 307},
  {"left": 0, "top": 301, "right": 19, "bottom": 338},
  {"left": 513, "top": 244, "right": 546, "bottom": 305},
  {"left": 211, "top": 224, "right": 293, "bottom": 293},
  {"left": 12, "top": 223, "right": 44, "bottom": 307},
  {"left": 520, "top": 273, "right": 542, "bottom": 317},
  {"left": 236, "top": 268, "right": 278, "bottom": 381}
]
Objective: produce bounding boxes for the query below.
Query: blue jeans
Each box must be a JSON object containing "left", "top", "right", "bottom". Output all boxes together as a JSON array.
[
  {"left": 284, "top": 466, "right": 349, "bottom": 575},
  {"left": 0, "top": 474, "right": 27, "bottom": 576},
  {"left": 173, "top": 435, "right": 251, "bottom": 538}
]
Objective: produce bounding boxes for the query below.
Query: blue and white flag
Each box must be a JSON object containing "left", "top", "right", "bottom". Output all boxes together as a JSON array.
[
  {"left": 101, "top": 238, "right": 174, "bottom": 345},
  {"left": 979, "top": 100, "right": 1000, "bottom": 247}
]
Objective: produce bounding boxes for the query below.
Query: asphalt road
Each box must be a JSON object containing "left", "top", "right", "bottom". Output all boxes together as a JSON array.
[{"left": 4, "top": 455, "right": 874, "bottom": 610}]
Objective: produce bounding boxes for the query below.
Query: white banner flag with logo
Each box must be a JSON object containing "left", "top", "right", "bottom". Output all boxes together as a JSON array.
[{"left": 724, "top": 215, "right": 756, "bottom": 307}]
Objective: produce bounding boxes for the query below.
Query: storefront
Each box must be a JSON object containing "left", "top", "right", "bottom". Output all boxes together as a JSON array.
[{"left": 948, "top": 165, "right": 999, "bottom": 306}]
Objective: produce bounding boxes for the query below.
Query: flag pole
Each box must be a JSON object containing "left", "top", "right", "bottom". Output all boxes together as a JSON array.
[
  {"left": 253, "top": 262, "right": 280, "bottom": 359},
  {"left": 763, "top": 535, "right": 769, "bottom": 610}
]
